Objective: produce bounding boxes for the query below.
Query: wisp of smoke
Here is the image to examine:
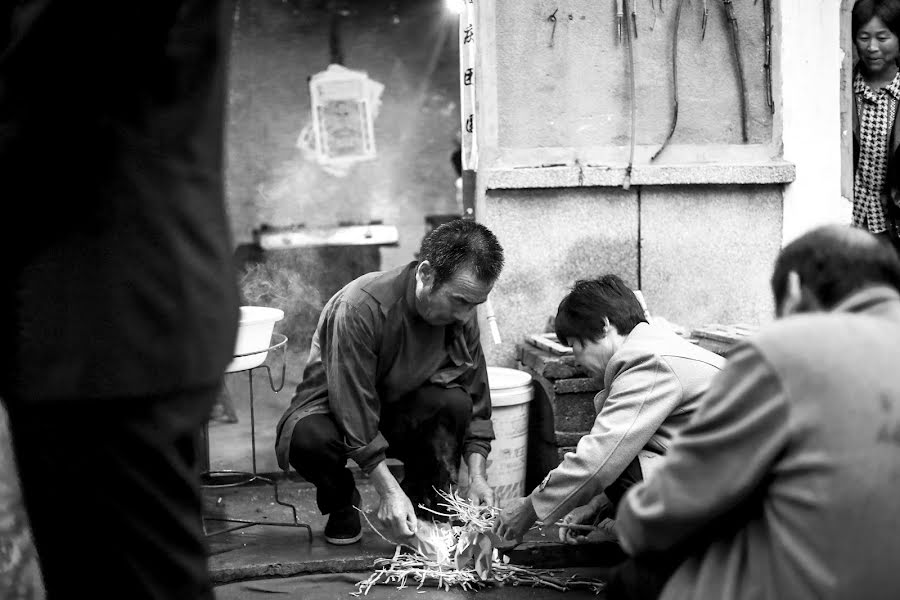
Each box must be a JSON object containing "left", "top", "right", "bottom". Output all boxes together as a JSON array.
[{"left": 238, "top": 261, "right": 324, "bottom": 353}]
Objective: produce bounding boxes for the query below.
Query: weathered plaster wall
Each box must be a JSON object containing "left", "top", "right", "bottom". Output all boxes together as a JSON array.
[
  {"left": 481, "top": 188, "right": 639, "bottom": 366},
  {"left": 477, "top": 1, "right": 787, "bottom": 367},
  {"left": 780, "top": 0, "right": 851, "bottom": 243},
  {"left": 640, "top": 185, "right": 782, "bottom": 327},
  {"left": 481, "top": 185, "right": 782, "bottom": 366},
  {"left": 494, "top": 0, "right": 773, "bottom": 150},
  {"left": 226, "top": 0, "right": 462, "bottom": 267}
]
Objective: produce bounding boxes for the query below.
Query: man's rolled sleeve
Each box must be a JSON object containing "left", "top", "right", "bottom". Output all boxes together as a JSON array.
[
  {"left": 464, "top": 418, "right": 494, "bottom": 458},
  {"left": 346, "top": 432, "right": 390, "bottom": 474},
  {"left": 615, "top": 343, "right": 791, "bottom": 556},
  {"left": 324, "top": 301, "right": 387, "bottom": 473}
]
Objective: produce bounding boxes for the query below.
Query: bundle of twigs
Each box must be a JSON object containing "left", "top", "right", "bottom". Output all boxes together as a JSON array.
[
  {"left": 352, "top": 488, "right": 607, "bottom": 596},
  {"left": 353, "top": 554, "right": 606, "bottom": 595},
  {"left": 493, "top": 564, "right": 607, "bottom": 594},
  {"left": 417, "top": 486, "right": 498, "bottom": 529},
  {"left": 353, "top": 545, "right": 482, "bottom": 595}
]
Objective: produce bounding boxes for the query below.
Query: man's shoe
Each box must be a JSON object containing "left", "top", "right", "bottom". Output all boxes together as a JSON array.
[{"left": 324, "top": 489, "right": 362, "bottom": 545}]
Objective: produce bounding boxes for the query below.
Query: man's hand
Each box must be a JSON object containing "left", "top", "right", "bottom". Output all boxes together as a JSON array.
[
  {"left": 376, "top": 490, "right": 418, "bottom": 538},
  {"left": 465, "top": 453, "right": 494, "bottom": 506},
  {"left": 369, "top": 460, "right": 418, "bottom": 539},
  {"left": 467, "top": 476, "right": 494, "bottom": 506},
  {"left": 493, "top": 496, "right": 537, "bottom": 544}
]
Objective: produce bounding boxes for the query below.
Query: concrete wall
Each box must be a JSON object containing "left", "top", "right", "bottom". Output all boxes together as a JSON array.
[
  {"left": 639, "top": 185, "right": 782, "bottom": 326},
  {"left": 476, "top": 0, "right": 788, "bottom": 366},
  {"left": 482, "top": 185, "right": 782, "bottom": 366},
  {"left": 222, "top": 0, "right": 847, "bottom": 369},
  {"left": 481, "top": 187, "right": 639, "bottom": 361},
  {"left": 494, "top": 0, "right": 773, "bottom": 149},
  {"left": 226, "top": 0, "right": 463, "bottom": 268},
  {"left": 780, "top": 0, "right": 852, "bottom": 243}
]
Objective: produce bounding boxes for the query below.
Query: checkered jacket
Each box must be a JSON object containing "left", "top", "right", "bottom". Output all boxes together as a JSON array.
[{"left": 853, "top": 69, "right": 900, "bottom": 233}]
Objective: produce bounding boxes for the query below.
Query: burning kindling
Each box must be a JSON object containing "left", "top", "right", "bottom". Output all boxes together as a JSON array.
[{"left": 351, "top": 488, "right": 606, "bottom": 596}]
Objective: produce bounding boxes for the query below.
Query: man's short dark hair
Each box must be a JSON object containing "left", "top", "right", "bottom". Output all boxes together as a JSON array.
[
  {"left": 419, "top": 219, "right": 504, "bottom": 287},
  {"left": 554, "top": 274, "right": 648, "bottom": 345},
  {"left": 852, "top": 0, "right": 900, "bottom": 39},
  {"left": 771, "top": 225, "right": 900, "bottom": 310}
]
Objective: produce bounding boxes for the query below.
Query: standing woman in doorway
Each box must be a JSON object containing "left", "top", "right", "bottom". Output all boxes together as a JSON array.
[{"left": 853, "top": 0, "right": 900, "bottom": 253}]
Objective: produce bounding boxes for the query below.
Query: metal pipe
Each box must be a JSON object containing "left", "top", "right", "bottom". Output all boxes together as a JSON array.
[{"left": 483, "top": 297, "right": 501, "bottom": 345}]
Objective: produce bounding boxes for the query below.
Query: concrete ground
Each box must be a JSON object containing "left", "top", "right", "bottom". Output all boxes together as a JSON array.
[
  {"left": 206, "top": 348, "right": 302, "bottom": 475},
  {"left": 205, "top": 475, "right": 625, "bottom": 598},
  {"left": 204, "top": 357, "right": 626, "bottom": 597},
  {"left": 215, "top": 569, "right": 611, "bottom": 599}
]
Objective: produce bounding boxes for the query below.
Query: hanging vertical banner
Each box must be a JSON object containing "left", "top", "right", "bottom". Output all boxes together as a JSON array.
[{"left": 459, "top": 0, "right": 478, "bottom": 171}]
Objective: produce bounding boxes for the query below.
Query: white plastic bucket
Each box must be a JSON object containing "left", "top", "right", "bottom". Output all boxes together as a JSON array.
[
  {"left": 485, "top": 366, "right": 533, "bottom": 508},
  {"left": 225, "top": 306, "right": 285, "bottom": 373}
]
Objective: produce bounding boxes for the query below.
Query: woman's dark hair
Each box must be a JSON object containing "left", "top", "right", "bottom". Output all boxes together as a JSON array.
[
  {"left": 852, "top": 0, "right": 900, "bottom": 38},
  {"left": 554, "top": 274, "right": 648, "bottom": 346},
  {"left": 770, "top": 225, "right": 900, "bottom": 311},
  {"left": 419, "top": 219, "right": 504, "bottom": 287}
]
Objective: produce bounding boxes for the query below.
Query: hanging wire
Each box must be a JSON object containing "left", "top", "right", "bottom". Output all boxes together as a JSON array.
[
  {"left": 622, "top": 0, "right": 637, "bottom": 189},
  {"left": 329, "top": 0, "right": 344, "bottom": 65},
  {"left": 651, "top": 0, "right": 686, "bottom": 161}
]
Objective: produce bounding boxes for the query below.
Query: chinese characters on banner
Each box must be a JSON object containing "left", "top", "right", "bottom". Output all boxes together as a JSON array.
[{"left": 459, "top": 0, "right": 477, "bottom": 171}]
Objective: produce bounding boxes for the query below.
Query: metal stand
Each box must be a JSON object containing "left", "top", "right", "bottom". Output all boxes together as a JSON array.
[{"left": 201, "top": 333, "right": 312, "bottom": 539}]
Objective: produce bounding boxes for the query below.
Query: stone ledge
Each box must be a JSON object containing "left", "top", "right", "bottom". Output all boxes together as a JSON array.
[
  {"left": 554, "top": 377, "right": 604, "bottom": 394},
  {"left": 549, "top": 392, "right": 597, "bottom": 433},
  {"left": 485, "top": 160, "right": 795, "bottom": 189},
  {"left": 519, "top": 344, "right": 589, "bottom": 380}
]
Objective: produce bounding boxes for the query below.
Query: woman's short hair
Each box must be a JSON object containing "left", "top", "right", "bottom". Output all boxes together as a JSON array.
[
  {"left": 554, "top": 274, "right": 648, "bottom": 346},
  {"left": 852, "top": 0, "right": 900, "bottom": 38}
]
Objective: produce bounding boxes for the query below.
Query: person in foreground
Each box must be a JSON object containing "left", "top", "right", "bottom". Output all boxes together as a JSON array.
[
  {"left": 494, "top": 275, "right": 725, "bottom": 544},
  {"left": 1, "top": 2, "right": 240, "bottom": 599},
  {"left": 610, "top": 224, "right": 900, "bottom": 600},
  {"left": 275, "top": 219, "right": 504, "bottom": 545}
]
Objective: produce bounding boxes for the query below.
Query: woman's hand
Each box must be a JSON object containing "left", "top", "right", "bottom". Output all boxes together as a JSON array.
[
  {"left": 493, "top": 496, "right": 537, "bottom": 544},
  {"left": 558, "top": 502, "right": 602, "bottom": 544}
]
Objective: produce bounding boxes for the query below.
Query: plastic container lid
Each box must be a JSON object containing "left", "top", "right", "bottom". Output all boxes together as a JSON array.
[
  {"left": 238, "top": 306, "right": 285, "bottom": 325},
  {"left": 487, "top": 366, "right": 532, "bottom": 391},
  {"left": 488, "top": 367, "right": 533, "bottom": 407}
]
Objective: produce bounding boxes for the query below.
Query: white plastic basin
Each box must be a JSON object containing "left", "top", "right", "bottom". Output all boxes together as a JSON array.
[{"left": 225, "top": 306, "right": 285, "bottom": 373}]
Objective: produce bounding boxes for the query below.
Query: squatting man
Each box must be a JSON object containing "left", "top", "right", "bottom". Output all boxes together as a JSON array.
[{"left": 274, "top": 220, "right": 504, "bottom": 545}]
